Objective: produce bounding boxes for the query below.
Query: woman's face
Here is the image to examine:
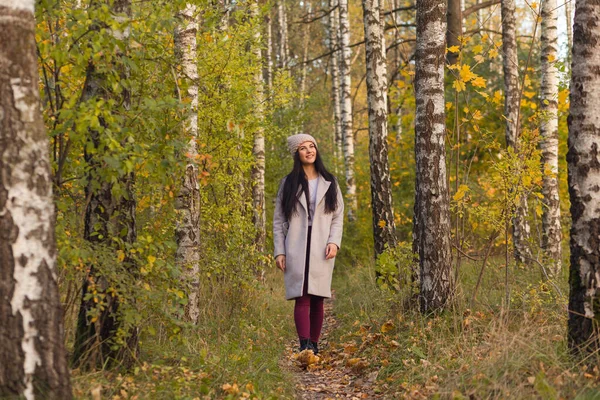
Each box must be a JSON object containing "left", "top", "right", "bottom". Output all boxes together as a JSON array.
[{"left": 297, "top": 141, "right": 317, "bottom": 165}]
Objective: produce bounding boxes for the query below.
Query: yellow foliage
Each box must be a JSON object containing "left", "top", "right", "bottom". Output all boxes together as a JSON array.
[
  {"left": 453, "top": 185, "right": 470, "bottom": 202},
  {"left": 459, "top": 64, "right": 477, "bottom": 82},
  {"left": 453, "top": 79, "right": 466, "bottom": 92},
  {"left": 488, "top": 48, "right": 499, "bottom": 59},
  {"left": 471, "top": 76, "right": 487, "bottom": 88},
  {"left": 472, "top": 44, "right": 483, "bottom": 54},
  {"left": 448, "top": 45, "right": 460, "bottom": 53}
]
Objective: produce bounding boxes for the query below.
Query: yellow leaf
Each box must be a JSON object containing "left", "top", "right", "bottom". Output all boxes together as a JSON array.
[
  {"left": 448, "top": 45, "right": 460, "bottom": 53},
  {"left": 524, "top": 74, "right": 532, "bottom": 88},
  {"left": 222, "top": 383, "right": 239, "bottom": 395},
  {"left": 453, "top": 185, "right": 470, "bottom": 202},
  {"left": 446, "top": 101, "right": 453, "bottom": 110},
  {"left": 381, "top": 320, "right": 396, "bottom": 333},
  {"left": 378, "top": 220, "right": 386, "bottom": 228},
  {"left": 547, "top": 54, "right": 556, "bottom": 62},
  {"left": 117, "top": 250, "right": 125, "bottom": 262},
  {"left": 472, "top": 44, "right": 483, "bottom": 54},
  {"left": 488, "top": 48, "right": 499, "bottom": 59},
  {"left": 474, "top": 54, "right": 485, "bottom": 63},
  {"left": 453, "top": 79, "right": 466, "bottom": 92},
  {"left": 523, "top": 91, "right": 536, "bottom": 99},
  {"left": 147, "top": 255, "right": 156, "bottom": 264},
  {"left": 472, "top": 110, "right": 483, "bottom": 120},
  {"left": 459, "top": 64, "right": 476, "bottom": 82},
  {"left": 471, "top": 76, "right": 487, "bottom": 88},
  {"left": 492, "top": 90, "right": 503, "bottom": 104}
]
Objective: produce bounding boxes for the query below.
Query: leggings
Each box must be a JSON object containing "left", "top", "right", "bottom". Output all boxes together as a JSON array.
[{"left": 294, "top": 226, "right": 325, "bottom": 342}]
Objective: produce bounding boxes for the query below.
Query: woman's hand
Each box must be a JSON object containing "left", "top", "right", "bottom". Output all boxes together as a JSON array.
[
  {"left": 276, "top": 255, "right": 286, "bottom": 271},
  {"left": 325, "top": 243, "right": 338, "bottom": 260}
]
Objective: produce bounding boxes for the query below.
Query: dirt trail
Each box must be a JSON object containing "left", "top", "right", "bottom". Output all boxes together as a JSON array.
[{"left": 281, "top": 296, "right": 383, "bottom": 399}]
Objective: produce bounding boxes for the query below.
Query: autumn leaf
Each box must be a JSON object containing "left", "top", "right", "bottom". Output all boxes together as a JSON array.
[
  {"left": 472, "top": 44, "right": 483, "bottom": 54},
  {"left": 377, "top": 220, "right": 386, "bottom": 228},
  {"left": 453, "top": 79, "right": 466, "bottom": 92},
  {"left": 488, "top": 48, "right": 499, "bottom": 59},
  {"left": 381, "top": 320, "right": 396, "bottom": 333},
  {"left": 459, "top": 64, "right": 476, "bottom": 82},
  {"left": 471, "top": 76, "right": 487, "bottom": 88},
  {"left": 222, "top": 383, "right": 239, "bottom": 395},
  {"left": 447, "top": 45, "right": 460, "bottom": 53}
]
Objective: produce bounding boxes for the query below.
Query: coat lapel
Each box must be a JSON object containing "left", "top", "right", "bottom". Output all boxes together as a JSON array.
[
  {"left": 316, "top": 175, "right": 331, "bottom": 208},
  {"left": 297, "top": 186, "right": 308, "bottom": 211}
]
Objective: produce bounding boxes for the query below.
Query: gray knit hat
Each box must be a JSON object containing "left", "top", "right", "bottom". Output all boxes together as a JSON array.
[{"left": 287, "top": 133, "right": 318, "bottom": 156}]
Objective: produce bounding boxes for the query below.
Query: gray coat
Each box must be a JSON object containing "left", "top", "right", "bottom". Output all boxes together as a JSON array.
[{"left": 273, "top": 175, "right": 344, "bottom": 299}]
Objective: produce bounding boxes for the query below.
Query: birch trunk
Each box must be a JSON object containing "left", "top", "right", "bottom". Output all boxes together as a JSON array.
[
  {"left": 265, "top": 12, "right": 273, "bottom": 94},
  {"left": 277, "top": 0, "right": 289, "bottom": 68},
  {"left": 251, "top": 1, "right": 267, "bottom": 256},
  {"left": 174, "top": 4, "right": 201, "bottom": 324},
  {"left": 73, "top": 0, "right": 138, "bottom": 368},
  {"left": 501, "top": 0, "right": 532, "bottom": 264},
  {"left": 414, "top": 0, "right": 453, "bottom": 312},
  {"left": 0, "top": 2, "right": 72, "bottom": 398},
  {"left": 540, "top": 0, "right": 562, "bottom": 274},
  {"left": 565, "top": 0, "right": 573, "bottom": 67},
  {"left": 567, "top": 0, "right": 600, "bottom": 353},
  {"left": 329, "top": 0, "right": 343, "bottom": 169},
  {"left": 363, "top": 0, "right": 398, "bottom": 256},
  {"left": 339, "top": 0, "right": 358, "bottom": 220}
]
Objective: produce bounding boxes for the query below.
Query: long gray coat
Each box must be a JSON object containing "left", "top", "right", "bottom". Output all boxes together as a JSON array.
[{"left": 273, "top": 175, "right": 344, "bottom": 299}]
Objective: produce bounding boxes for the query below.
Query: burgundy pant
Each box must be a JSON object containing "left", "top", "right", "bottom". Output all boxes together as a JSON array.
[{"left": 294, "top": 227, "right": 325, "bottom": 342}]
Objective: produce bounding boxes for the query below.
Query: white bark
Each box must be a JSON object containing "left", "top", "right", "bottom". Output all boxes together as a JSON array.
[
  {"left": 277, "top": 0, "right": 289, "bottom": 68},
  {"left": 540, "top": 0, "right": 561, "bottom": 274},
  {"left": 251, "top": 1, "right": 266, "bottom": 255},
  {"left": 414, "top": 0, "right": 453, "bottom": 312},
  {"left": 329, "top": 0, "right": 343, "bottom": 168},
  {"left": 1, "top": 1, "right": 71, "bottom": 397},
  {"left": 567, "top": 0, "right": 600, "bottom": 352},
  {"left": 174, "top": 3, "right": 200, "bottom": 324},
  {"left": 363, "top": 0, "right": 397, "bottom": 256},
  {"left": 501, "top": 0, "right": 532, "bottom": 263},
  {"left": 339, "top": 0, "right": 357, "bottom": 219}
]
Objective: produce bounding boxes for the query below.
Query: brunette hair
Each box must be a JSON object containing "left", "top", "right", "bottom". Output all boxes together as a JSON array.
[{"left": 281, "top": 150, "right": 338, "bottom": 221}]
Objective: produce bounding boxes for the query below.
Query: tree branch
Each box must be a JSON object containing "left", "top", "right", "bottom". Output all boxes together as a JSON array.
[
  {"left": 463, "top": 0, "right": 501, "bottom": 17},
  {"left": 383, "top": 4, "right": 416, "bottom": 15}
]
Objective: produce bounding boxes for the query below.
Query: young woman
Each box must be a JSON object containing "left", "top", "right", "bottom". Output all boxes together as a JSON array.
[{"left": 273, "top": 133, "right": 344, "bottom": 354}]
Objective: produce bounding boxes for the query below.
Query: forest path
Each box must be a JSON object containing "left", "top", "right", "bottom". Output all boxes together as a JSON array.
[{"left": 281, "top": 294, "right": 383, "bottom": 399}]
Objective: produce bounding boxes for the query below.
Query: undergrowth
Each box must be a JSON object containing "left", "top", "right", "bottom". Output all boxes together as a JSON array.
[{"left": 331, "top": 257, "right": 600, "bottom": 399}]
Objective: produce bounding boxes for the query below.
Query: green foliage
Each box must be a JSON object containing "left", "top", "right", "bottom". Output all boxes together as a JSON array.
[{"left": 375, "top": 242, "right": 416, "bottom": 293}]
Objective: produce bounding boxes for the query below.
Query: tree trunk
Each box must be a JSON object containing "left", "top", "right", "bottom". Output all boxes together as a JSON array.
[
  {"left": 329, "top": 0, "right": 343, "bottom": 170},
  {"left": 73, "top": 0, "right": 138, "bottom": 369},
  {"left": 265, "top": 11, "right": 273, "bottom": 94},
  {"left": 277, "top": 0, "right": 289, "bottom": 68},
  {"left": 339, "top": 0, "right": 358, "bottom": 220},
  {"left": 0, "top": 2, "right": 72, "bottom": 398},
  {"left": 501, "top": 0, "right": 532, "bottom": 264},
  {"left": 251, "top": 1, "right": 267, "bottom": 257},
  {"left": 540, "top": 0, "right": 561, "bottom": 274},
  {"left": 446, "top": 0, "right": 462, "bottom": 65},
  {"left": 414, "top": 0, "right": 454, "bottom": 312},
  {"left": 567, "top": 0, "right": 600, "bottom": 354},
  {"left": 565, "top": 0, "right": 573, "bottom": 68},
  {"left": 363, "top": 0, "right": 398, "bottom": 256},
  {"left": 174, "top": 3, "right": 201, "bottom": 324}
]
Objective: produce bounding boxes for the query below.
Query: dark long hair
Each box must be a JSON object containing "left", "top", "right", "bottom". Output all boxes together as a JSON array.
[{"left": 281, "top": 150, "right": 338, "bottom": 220}]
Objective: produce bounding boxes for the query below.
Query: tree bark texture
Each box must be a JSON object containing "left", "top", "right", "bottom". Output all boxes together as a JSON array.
[
  {"left": 414, "top": 0, "right": 454, "bottom": 312},
  {"left": 329, "top": 0, "right": 343, "bottom": 166},
  {"left": 501, "top": 0, "right": 532, "bottom": 264},
  {"left": 277, "top": 0, "right": 290, "bottom": 68},
  {"left": 339, "top": 0, "right": 358, "bottom": 220},
  {"left": 565, "top": 0, "right": 573, "bottom": 67},
  {"left": 73, "top": 0, "right": 138, "bottom": 368},
  {"left": 251, "top": 1, "right": 267, "bottom": 255},
  {"left": 540, "top": 0, "right": 562, "bottom": 274},
  {"left": 0, "top": 2, "right": 72, "bottom": 398},
  {"left": 363, "top": 0, "right": 398, "bottom": 256},
  {"left": 446, "top": 0, "right": 462, "bottom": 65},
  {"left": 567, "top": 0, "right": 600, "bottom": 354},
  {"left": 174, "top": 3, "right": 201, "bottom": 324},
  {"left": 265, "top": 12, "right": 273, "bottom": 94}
]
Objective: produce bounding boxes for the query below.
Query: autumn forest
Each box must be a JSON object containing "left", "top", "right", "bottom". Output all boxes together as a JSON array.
[{"left": 2, "top": 0, "right": 600, "bottom": 398}]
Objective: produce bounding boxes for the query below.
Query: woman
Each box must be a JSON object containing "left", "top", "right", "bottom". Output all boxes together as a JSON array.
[{"left": 273, "top": 133, "right": 344, "bottom": 354}]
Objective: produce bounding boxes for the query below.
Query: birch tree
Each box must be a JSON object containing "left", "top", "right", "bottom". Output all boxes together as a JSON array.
[
  {"left": 540, "top": 0, "right": 561, "bottom": 274},
  {"left": 174, "top": 3, "right": 201, "bottom": 324},
  {"left": 0, "top": 1, "right": 72, "bottom": 397},
  {"left": 446, "top": 0, "right": 462, "bottom": 65},
  {"left": 329, "top": 0, "right": 342, "bottom": 166},
  {"left": 363, "top": 0, "right": 398, "bottom": 256},
  {"left": 567, "top": 0, "right": 600, "bottom": 354},
  {"left": 414, "top": 0, "right": 453, "bottom": 312},
  {"left": 251, "top": 1, "right": 266, "bottom": 255},
  {"left": 277, "top": 0, "right": 290, "bottom": 68},
  {"left": 73, "top": 0, "right": 139, "bottom": 368},
  {"left": 501, "top": 0, "right": 532, "bottom": 264},
  {"left": 339, "top": 0, "right": 358, "bottom": 219}
]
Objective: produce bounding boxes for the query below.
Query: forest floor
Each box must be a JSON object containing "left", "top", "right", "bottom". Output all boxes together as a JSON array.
[{"left": 282, "top": 295, "right": 382, "bottom": 399}]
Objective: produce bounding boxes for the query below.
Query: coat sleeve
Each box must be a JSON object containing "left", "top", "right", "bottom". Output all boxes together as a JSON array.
[
  {"left": 273, "top": 179, "right": 287, "bottom": 258},
  {"left": 327, "top": 183, "right": 344, "bottom": 249}
]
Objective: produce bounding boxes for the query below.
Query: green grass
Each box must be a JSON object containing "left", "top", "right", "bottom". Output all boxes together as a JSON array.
[
  {"left": 329, "top": 256, "right": 600, "bottom": 399},
  {"left": 71, "top": 272, "right": 297, "bottom": 399}
]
